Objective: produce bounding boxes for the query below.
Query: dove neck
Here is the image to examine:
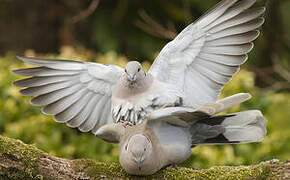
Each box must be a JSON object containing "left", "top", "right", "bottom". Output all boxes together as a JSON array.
[{"left": 117, "top": 73, "right": 154, "bottom": 96}]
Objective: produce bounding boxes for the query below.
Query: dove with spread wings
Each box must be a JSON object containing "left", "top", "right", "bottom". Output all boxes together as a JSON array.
[{"left": 14, "top": 0, "right": 266, "bottom": 148}]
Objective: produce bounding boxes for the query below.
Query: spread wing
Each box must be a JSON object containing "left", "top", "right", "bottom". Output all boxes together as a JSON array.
[
  {"left": 149, "top": 0, "right": 265, "bottom": 106},
  {"left": 13, "top": 56, "right": 124, "bottom": 134}
]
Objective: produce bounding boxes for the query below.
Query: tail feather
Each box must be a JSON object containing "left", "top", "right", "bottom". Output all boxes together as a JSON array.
[{"left": 191, "top": 110, "right": 267, "bottom": 146}]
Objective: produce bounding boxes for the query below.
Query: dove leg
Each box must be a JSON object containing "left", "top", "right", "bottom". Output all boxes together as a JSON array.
[{"left": 163, "top": 164, "right": 178, "bottom": 170}]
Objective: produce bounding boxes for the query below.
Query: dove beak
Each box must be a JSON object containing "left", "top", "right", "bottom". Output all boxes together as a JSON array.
[
  {"left": 137, "top": 159, "right": 142, "bottom": 170},
  {"left": 129, "top": 74, "right": 136, "bottom": 85}
]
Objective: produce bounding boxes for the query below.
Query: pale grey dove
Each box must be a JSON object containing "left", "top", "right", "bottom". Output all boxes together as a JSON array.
[
  {"left": 13, "top": 0, "right": 266, "bottom": 137},
  {"left": 96, "top": 93, "right": 267, "bottom": 175}
]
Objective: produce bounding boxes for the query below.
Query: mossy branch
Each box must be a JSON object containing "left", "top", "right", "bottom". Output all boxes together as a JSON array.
[{"left": 0, "top": 135, "right": 289, "bottom": 179}]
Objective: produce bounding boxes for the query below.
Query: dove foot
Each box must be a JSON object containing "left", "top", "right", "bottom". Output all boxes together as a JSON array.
[
  {"left": 163, "top": 164, "right": 178, "bottom": 170},
  {"left": 189, "top": 166, "right": 203, "bottom": 170},
  {"left": 120, "top": 120, "right": 133, "bottom": 127}
]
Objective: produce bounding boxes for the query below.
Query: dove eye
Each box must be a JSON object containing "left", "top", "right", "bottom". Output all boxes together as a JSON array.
[
  {"left": 137, "top": 68, "right": 141, "bottom": 72},
  {"left": 125, "top": 69, "right": 127, "bottom": 73},
  {"left": 144, "top": 148, "right": 146, "bottom": 151}
]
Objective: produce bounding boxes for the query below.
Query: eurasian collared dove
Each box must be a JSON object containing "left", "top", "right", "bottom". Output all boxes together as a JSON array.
[
  {"left": 13, "top": 0, "right": 266, "bottom": 136},
  {"left": 96, "top": 93, "right": 267, "bottom": 175}
]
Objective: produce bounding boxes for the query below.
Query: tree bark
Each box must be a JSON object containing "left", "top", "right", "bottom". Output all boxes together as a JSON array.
[{"left": 0, "top": 135, "right": 289, "bottom": 180}]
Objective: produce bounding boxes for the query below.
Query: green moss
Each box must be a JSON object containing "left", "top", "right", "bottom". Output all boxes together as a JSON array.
[
  {"left": 71, "top": 159, "right": 128, "bottom": 178},
  {"left": 71, "top": 158, "right": 286, "bottom": 179},
  {"left": 1, "top": 135, "right": 289, "bottom": 179},
  {"left": 261, "top": 160, "right": 290, "bottom": 179},
  {"left": 0, "top": 135, "right": 45, "bottom": 179}
]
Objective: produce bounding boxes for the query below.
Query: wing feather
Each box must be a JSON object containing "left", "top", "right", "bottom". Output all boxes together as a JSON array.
[
  {"left": 16, "top": 56, "right": 86, "bottom": 70},
  {"left": 195, "top": 0, "right": 238, "bottom": 29},
  {"left": 149, "top": 0, "right": 265, "bottom": 106},
  {"left": 13, "top": 56, "right": 123, "bottom": 134},
  {"left": 208, "top": 8, "right": 265, "bottom": 34},
  {"left": 78, "top": 96, "right": 108, "bottom": 132},
  {"left": 207, "top": 18, "right": 264, "bottom": 41},
  {"left": 42, "top": 88, "right": 89, "bottom": 115},
  {"left": 195, "top": 58, "right": 240, "bottom": 76},
  {"left": 92, "top": 100, "right": 113, "bottom": 134},
  {"left": 202, "top": 43, "right": 254, "bottom": 55},
  {"left": 193, "top": 63, "right": 232, "bottom": 84},
  {"left": 206, "top": 31, "right": 259, "bottom": 46},
  {"left": 54, "top": 92, "right": 94, "bottom": 122},
  {"left": 197, "top": 53, "right": 248, "bottom": 66},
  {"left": 13, "top": 76, "right": 75, "bottom": 87},
  {"left": 204, "top": 0, "right": 256, "bottom": 31},
  {"left": 19, "top": 80, "right": 79, "bottom": 96},
  {"left": 13, "top": 67, "right": 80, "bottom": 77},
  {"left": 66, "top": 95, "right": 101, "bottom": 128},
  {"left": 31, "top": 83, "right": 83, "bottom": 106}
]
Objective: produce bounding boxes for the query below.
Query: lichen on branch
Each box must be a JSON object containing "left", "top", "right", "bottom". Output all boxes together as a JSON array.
[{"left": 0, "top": 135, "right": 289, "bottom": 179}]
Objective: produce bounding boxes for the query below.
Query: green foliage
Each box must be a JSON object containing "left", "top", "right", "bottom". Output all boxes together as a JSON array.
[{"left": 0, "top": 49, "right": 289, "bottom": 169}]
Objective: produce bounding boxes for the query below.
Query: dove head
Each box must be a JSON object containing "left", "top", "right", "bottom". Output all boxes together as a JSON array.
[
  {"left": 120, "top": 134, "right": 154, "bottom": 175},
  {"left": 124, "top": 61, "right": 146, "bottom": 86}
]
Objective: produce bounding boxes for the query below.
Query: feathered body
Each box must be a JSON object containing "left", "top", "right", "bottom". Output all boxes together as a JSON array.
[{"left": 112, "top": 73, "right": 182, "bottom": 124}]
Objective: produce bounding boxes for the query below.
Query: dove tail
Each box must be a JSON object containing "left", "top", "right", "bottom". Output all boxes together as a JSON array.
[{"left": 190, "top": 110, "right": 267, "bottom": 146}]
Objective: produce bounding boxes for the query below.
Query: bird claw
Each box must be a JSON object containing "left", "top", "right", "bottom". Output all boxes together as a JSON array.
[
  {"left": 163, "top": 164, "right": 178, "bottom": 170},
  {"left": 120, "top": 120, "right": 133, "bottom": 127},
  {"left": 160, "top": 103, "right": 174, "bottom": 109}
]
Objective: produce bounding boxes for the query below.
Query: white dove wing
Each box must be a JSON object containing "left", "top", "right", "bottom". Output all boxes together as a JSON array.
[
  {"left": 13, "top": 56, "right": 124, "bottom": 134},
  {"left": 149, "top": 0, "right": 265, "bottom": 106}
]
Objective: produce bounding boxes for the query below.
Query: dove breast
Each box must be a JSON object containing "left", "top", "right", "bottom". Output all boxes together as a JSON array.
[{"left": 111, "top": 75, "right": 182, "bottom": 125}]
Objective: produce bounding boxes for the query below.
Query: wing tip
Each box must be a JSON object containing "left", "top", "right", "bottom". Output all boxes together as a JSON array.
[
  {"left": 53, "top": 115, "right": 69, "bottom": 123},
  {"left": 16, "top": 55, "right": 34, "bottom": 64},
  {"left": 12, "top": 68, "right": 36, "bottom": 77},
  {"left": 78, "top": 127, "right": 92, "bottom": 133},
  {"left": 19, "top": 88, "right": 31, "bottom": 96},
  {"left": 246, "top": 42, "right": 255, "bottom": 54},
  {"left": 13, "top": 79, "right": 25, "bottom": 87},
  {"left": 12, "top": 69, "right": 23, "bottom": 76},
  {"left": 41, "top": 107, "right": 56, "bottom": 116},
  {"left": 256, "top": 17, "right": 265, "bottom": 27},
  {"left": 30, "top": 98, "right": 42, "bottom": 106},
  {"left": 259, "top": 6, "right": 266, "bottom": 14},
  {"left": 94, "top": 127, "right": 104, "bottom": 136},
  {"left": 252, "top": 30, "right": 260, "bottom": 40},
  {"left": 16, "top": 55, "right": 24, "bottom": 61},
  {"left": 239, "top": 92, "right": 252, "bottom": 100},
  {"left": 12, "top": 81, "right": 19, "bottom": 87}
]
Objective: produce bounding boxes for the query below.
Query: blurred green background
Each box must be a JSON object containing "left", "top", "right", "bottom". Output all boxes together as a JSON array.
[{"left": 0, "top": 0, "right": 289, "bottom": 168}]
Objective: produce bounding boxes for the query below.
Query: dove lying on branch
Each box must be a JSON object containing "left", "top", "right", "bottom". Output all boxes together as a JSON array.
[
  {"left": 96, "top": 93, "right": 267, "bottom": 175},
  {"left": 13, "top": 0, "right": 266, "bottom": 136}
]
